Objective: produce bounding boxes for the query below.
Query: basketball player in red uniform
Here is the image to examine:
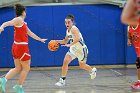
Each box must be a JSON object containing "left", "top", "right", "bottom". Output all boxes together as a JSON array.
[
  {"left": 121, "top": 0, "right": 140, "bottom": 25},
  {"left": 0, "top": 4, "right": 47, "bottom": 93},
  {"left": 128, "top": 23, "right": 140, "bottom": 89}
]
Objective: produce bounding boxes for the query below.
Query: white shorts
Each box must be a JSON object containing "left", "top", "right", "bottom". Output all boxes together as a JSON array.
[{"left": 66, "top": 46, "right": 88, "bottom": 62}]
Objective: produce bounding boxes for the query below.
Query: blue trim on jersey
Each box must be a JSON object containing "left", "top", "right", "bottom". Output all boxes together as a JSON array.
[
  {"left": 85, "top": 47, "right": 88, "bottom": 58},
  {"left": 81, "top": 47, "right": 86, "bottom": 61},
  {"left": 79, "top": 38, "right": 86, "bottom": 46},
  {"left": 79, "top": 41, "right": 84, "bottom": 46},
  {"left": 81, "top": 47, "right": 88, "bottom": 61}
]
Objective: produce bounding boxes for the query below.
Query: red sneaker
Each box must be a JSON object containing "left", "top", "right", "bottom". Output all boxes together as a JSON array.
[{"left": 131, "top": 81, "right": 140, "bottom": 89}]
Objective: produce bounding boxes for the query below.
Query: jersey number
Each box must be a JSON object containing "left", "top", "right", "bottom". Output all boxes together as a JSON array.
[{"left": 132, "top": 32, "right": 139, "bottom": 42}]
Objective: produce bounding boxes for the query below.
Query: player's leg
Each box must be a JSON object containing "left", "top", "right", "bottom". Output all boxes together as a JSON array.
[
  {"left": 13, "top": 45, "right": 31, "bottom": 93},
  {"left": 0, "top": 59, "right": 22, "bottom": 92},
  {"left": 79, "top": 61, "right": 96, "bottom": 79},
  {"left": 13, "top": 59, "right": 30, "bottom": 93},
  {"left": 18, "top": 60, "right": 30, "bottom": 85},
  {"left": 55, "top": 52, "right": 75, "bottom": 87},
  {"left": 5, "top": 59, "right": 22, "bottom": 79},
  {"left": 137, "top": 58, "right": 140, "bottom": 80},
  {"left": 78, "top": 47, "right": 96, "bottom": 79},
  {"left": 131, "top": 57, "right": 140, "bottom": 89}
]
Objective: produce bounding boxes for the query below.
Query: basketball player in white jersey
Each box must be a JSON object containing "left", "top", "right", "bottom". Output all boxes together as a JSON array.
[{"left": 55, "top": 14, "right": 97, "bottom": 87}]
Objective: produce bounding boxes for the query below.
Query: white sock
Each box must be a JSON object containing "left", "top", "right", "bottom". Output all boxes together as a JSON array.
[{"left": 138, "top": 80, "right": 140, "bottom": 82}]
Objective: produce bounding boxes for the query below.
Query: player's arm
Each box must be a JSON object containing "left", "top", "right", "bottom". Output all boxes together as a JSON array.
[
  {"left": 56, "top": 35, "right": 69, "bottom": 44},
  {"left": 127, "top": 26, "right": 132, "bottom": 40},
  {"left": 121, "top": 0, "right": 136, "bottom": 24},
  {"left": 121, "top": 0, "right": 139, "bottom": 25},
  {"left": 27, "top": 28, "right": 47, "bottom": 43},
  {"left": 69, "top": 27, "right": 80, "bottom": 46},
  {"left": 127, "top": 26, "right": 132, "bottom": 46},
  {"left": 0, "top": 18, "right": 20, "bottom": 33}
]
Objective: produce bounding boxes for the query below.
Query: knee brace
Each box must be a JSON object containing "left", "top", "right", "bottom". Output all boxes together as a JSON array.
[{"left": 136, "top": 57, "right": 140, "bottom": 69}]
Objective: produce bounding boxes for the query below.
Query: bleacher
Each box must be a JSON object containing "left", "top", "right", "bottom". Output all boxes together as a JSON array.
[
  {"left": 0, "top": 0, "right": 20, "bottom": 7},
  {"left": 0, "top": 0, "right": 127, "bottom": 8}
]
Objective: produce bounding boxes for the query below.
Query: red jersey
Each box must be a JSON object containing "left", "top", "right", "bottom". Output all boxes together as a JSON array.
[
  {"left": 12, "top": 22, "right": 31, "bottom": 61},
  {"left": 129, "top": 25, "right": 140, "bottom": 47},
  {"left": 14, "top": 22, "right": 28, "bottom": 43},
  {"left": 129, "top": 25, "right": 140, "bottom": 57}
]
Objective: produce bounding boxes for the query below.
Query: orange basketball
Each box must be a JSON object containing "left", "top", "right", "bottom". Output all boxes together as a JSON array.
[{"left": 48, "top": 40, "right": 59, "bottom": 51}]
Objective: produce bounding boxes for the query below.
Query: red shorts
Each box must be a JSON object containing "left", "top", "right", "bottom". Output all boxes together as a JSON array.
[{"left": 12, "top": 44, "right": 31, "bottom": 61}]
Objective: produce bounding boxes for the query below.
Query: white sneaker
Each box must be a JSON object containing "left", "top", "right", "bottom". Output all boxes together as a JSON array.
[
  {"left": 55, "top": 78, "right": 65, "bottom": 87},
  {"left": 90, "top": 67, "right": 97, "bottom": 79}
]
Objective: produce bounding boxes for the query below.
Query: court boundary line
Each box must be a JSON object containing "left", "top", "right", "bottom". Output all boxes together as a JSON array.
[{"left": 0, "top": 64, "right": 135, "bottom": 71}]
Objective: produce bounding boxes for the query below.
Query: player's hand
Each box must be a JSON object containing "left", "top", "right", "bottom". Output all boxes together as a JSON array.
[
  {"left": 55, "top": 40, "right": 61, "bottom": 44},
  {"left": 61, "top": 44, "right": 71, "bottom": 47},
  {"left": 127, "top": 39, "right": 132, "bottom": 46},
  {"left": 0, "top": 27, "right": 4, "bottom": 34},
  {"left": 40, "top": 39, "right": 47, "bottom": 43}
]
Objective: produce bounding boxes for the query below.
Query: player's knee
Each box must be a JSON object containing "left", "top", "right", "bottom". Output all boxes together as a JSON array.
[
  {"left": 14, "top": 67, "right": 22, "bottom": 73},
  {"left": 62, "top": 65, "right": 68, "bottom": 70},
  {"left": 63, "top": 59, "right": 70, "bottom": 65},
  {"left": 26, "top": 67, "right": 30, "bottom": 72},
  {"left": 136, "top": 57, "right": 140, "bottom": 69},
  {"left": 79, "top": 63, "right": 86, "bottom": 69},
  {"left": 22, "top": 66, "right": 30, "bottom": 72}
]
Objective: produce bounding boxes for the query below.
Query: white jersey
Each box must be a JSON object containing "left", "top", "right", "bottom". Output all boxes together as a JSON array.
[
  {"left": 66, "top": 25, "right": 86, "bottom": 48},
  {"left": 66, "top": 25, "right": 88, "bottom": 62}
]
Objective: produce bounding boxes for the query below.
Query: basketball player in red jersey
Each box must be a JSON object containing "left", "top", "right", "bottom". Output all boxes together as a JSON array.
[
  {"left": 128, "top": 23, "right": 140, "bottom": 89},
  {"left": 0, "top": 4, "right": 47, "bottom": 93},
  {"left": 121, "top": 0, "right": 140, "bottom": 25}
]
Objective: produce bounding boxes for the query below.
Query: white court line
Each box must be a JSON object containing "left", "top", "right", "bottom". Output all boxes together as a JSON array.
[
  {"left": 110, "top": 69, "right": 122, "bottom": 76},
  {"left": 110, "top": 69, "right": 134, "bottom": 85}
]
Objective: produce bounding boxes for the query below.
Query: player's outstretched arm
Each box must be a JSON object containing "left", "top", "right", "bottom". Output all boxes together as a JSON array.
[
  {"left": 27, "top": 28, "right": 47, "bottom": 43},
  {"left": 0, "top": 18, "right": 19, "bottom": 33}
]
